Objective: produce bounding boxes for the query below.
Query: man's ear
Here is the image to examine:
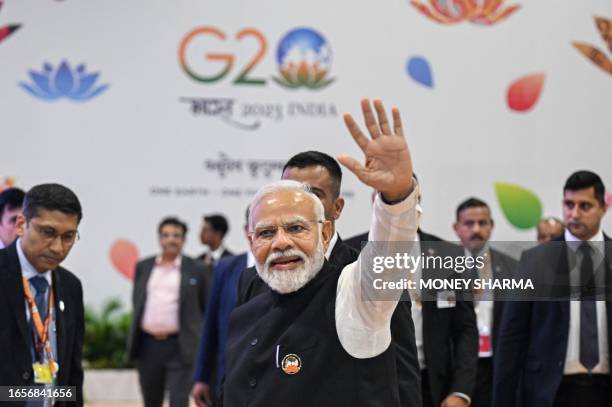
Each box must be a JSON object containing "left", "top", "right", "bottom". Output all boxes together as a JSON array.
[
  {"left": 15, "top": 214, "right": 26, "bottom": 237},
  {"left": 247, "top": 230, "right": 255, "bottom": 249},
  {"left": 321, "top": 220, "right": 333, "bottom": 250},
  {"left": 333, "top": 196, "right": 345, "bottom": 220}
]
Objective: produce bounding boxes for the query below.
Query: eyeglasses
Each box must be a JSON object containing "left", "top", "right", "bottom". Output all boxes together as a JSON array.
[
  {"left": 159, "top": 232, "right": 185, "bottom": 239},
  {"left": 250, "top": 219, "right": 323, "bottom": 243},
  {"left": 30, "top": 222, "right": 80, "bottom": 246}
]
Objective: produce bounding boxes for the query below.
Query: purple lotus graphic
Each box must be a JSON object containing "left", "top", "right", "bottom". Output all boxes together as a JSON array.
[{"left": 20, "top": 61, "right": 109, "bottom": 101}]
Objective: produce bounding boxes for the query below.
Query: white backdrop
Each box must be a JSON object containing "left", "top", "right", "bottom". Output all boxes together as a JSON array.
[{"left": 1, "top": 0, "right": 611, "bottom": 307}]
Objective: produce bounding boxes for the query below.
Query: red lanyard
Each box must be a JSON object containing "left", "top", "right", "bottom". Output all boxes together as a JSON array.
[{"left": 22, "top": 276, "right": 58, "bottom": 375}]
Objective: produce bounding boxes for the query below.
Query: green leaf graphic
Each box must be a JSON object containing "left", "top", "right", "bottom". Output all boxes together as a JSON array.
[{"left": 495, "top": 182, "right": 542, "bottom": 229}]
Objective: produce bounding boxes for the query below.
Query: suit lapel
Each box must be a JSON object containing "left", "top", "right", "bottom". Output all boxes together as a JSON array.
[
  {"left": 52, "top": 269, "right": 67, "bottom": 370},
  {"left": 5, "top": 244, "right": 31, "bottom": 351},
  {"left": 179, "top": 257, "right": 190, "bottom": 318},
  {"left": 135, "top": 259, "right": 155, "bottom": 316}
]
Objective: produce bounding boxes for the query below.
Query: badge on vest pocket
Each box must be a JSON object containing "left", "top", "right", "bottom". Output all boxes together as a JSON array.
[{"left": 281, "top": 354, "right": 302, "bottom": 375}]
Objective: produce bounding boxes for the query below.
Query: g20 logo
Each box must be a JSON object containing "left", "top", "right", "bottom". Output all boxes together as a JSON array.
[{"left": 178, "top": 26, "right": 334, "bottom": 90}]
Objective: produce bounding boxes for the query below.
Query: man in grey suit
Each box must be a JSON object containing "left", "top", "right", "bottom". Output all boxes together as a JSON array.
[{"left": 128, "top": 217, "right": 209, "bottom": 407}]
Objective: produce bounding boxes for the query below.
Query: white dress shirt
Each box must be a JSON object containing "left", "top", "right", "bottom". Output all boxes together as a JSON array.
[
  {"left": 410, "top": 237, "right": 425, "bottom": 369},
  {"left": 140, "top": 256, "right": 182, "bottom": 336},
  {"left": 208, "top": 245, "right": 227, "bottom": 263},
  {"left": 564, "top": 228, "right": 609, "bottom": 374},
  {"left": 17, "top": 239, "right": 57, "bottom": 407},
  {"left": 336, "top": 184, "right": 422, "bottom": 359},
  {"left": 465, "top": 247, "right": 495, "bottom": 358},
  {"left": 16, "top": 239, "right": 57, "bottom": 358}
]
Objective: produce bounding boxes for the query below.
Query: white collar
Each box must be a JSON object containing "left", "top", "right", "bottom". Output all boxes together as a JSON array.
[
  {"left": 246, "top": 250, "right": 256, "bottom": 268},
  {"left": 464, "top": 243, "right": 489, "bottom": 258},
  {"left": 209, "top": 245, "right": 225, "bottom": 261},
  {"left": 565, "top": 228, "right": 604, "bottom": 243},
  {"left": 565, "top": 228, "right": 604, "bottom": 253},
  {"left": 16, "top": 238, "right": 52, "bottom": 285},
  {"left": 325, "top": 232, "right": 339, "bottom": 260}
]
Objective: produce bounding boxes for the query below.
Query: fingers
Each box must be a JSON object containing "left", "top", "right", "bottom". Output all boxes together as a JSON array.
[
  {"left": 343, "top": 113, "right": 369, "bottom": 151},
  {"left": 391, "top": 106, "right": 404, "bottom": 137},
  {"left": 336, "top": 154, "right": 367, "bottom": 181},
  {"left": 193, "top": 394, "right": 207, "bottom": 407},
  {"left": 373, "top": 98, "right": 391, "bottom": 135},
  {"left": 361, "top": 98, "right": 382, "bottom": 139}
]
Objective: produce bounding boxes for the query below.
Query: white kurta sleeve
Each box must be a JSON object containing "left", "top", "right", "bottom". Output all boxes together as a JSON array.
[{"left": 335, "top": 183, "right": 421, "bottom": 358}]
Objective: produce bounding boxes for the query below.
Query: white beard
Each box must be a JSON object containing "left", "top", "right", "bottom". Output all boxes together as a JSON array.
[{"left": 256, "top": 239, "right": 325, "bottom": 294}]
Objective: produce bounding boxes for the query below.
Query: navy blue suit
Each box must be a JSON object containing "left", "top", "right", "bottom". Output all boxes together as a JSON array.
[
  {"left": 193, "top": 253, "right": 247, "bottom": 390},
  {"left": 493, "top": 234, "right": 612, "bottom": 407}
]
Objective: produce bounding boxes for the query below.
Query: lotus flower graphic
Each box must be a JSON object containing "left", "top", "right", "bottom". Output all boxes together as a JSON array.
[
  {"left": 19, "top": 61, "right": 109, "bottom": 102},
  {"left": 411, "top": 0, "right": 520, "bottom": 25},
  {"left": 0, "top": 0, "right": 21, "bottom": 44},
  {"left": 273, "top": 28, "right": 334, "bottom": 90},
  {"left": 573, "top": 16, "right": 612, "bottom": 76}
]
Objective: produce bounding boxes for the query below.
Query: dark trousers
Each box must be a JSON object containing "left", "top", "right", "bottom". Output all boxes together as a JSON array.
[
  {"left": 421, "top": 369, "right": 434, "bottom": 407},
  {"left": 470, "top": 357, "right": 492, "bottom": 407},
  {"left": 137, "top": 333, "right": 192, "bottom": 407},
  {"left": 553, "top": 374, "right": 612, "bottom": 407}
]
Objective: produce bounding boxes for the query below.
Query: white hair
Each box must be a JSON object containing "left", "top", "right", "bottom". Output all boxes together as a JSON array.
[{"left": 248, "top": 180, "right": 325, "bottom": 231}]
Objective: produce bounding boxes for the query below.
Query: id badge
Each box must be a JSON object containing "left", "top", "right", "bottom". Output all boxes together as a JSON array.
[
  {"left": 436, "top": 290, "right": 456, "bottom": 309},
  {"left": 479, "top": 326, "right": 493, "bottom": 357},
  {"left": 32, "top": 363, "right": 53, "bottom": 384}
]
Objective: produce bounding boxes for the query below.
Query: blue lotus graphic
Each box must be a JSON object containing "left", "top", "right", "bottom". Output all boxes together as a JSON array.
[
  {"left": 20, "top": 61, "right": 109, "bottom": 101},
  {"left": 273, "top": 28, "right": 334, "bottom": 89}
]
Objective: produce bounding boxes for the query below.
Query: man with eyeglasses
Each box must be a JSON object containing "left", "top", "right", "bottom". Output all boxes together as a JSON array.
[
  {"left": 221, "top": 98, "right": 421, "bottom": 406},
  {"left": 127, "top": 217, "right": 209, "bottom": 407},
  {"left": 0, "top": 183, "right": 85, "bottom": 406}
]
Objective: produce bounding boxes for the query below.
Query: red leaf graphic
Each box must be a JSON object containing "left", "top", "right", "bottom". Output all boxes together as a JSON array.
[
  {"left": 507, "top": 73, "right": 545, "bottom": 112},
  {"left": 109, "top": 239, "right": 139, "bottom": 281}
]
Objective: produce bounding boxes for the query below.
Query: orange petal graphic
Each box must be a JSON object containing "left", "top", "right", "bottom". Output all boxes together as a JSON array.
[
  {"left": 109, "top": 239, "right": 139, "bottom": 281},
  {"left": 594, "top": 16, "right": 612, "bottom": 54},
  {"left": 573, "top": 42, "right": 612, "bottom": 75},
  {"left": 507, "top": 73, "right": 545, "bottom": 112}
]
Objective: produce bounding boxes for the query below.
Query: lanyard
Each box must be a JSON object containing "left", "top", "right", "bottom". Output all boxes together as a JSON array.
[{"left": 22, "top": 276, "right": 58, "bottom": 376}]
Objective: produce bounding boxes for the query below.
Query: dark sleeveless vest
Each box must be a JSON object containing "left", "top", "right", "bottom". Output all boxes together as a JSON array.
[{"left": 222, "top": 261, "right": 401, "bottom": 407}]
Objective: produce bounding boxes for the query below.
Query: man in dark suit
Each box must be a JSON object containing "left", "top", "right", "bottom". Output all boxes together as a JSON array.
[
  {"left": 453, "top": 197, "right": 517, "bottom": 407},
  {"left": 348, "top": 181, "right": 479, "bottom": 407},
  {"left": 128, "top": 217, "right": 209, "bottom": 407},
  {"left": 493, "top": 170, "right": 611, "bottom": 407},
  {"left": 0, "top": 183, "right": 84, "bottom": 406},
  {"left": 222, "top": 97, "right": 419, "bottom": 406},
  {"left": 234, "top": 134, "right": 420, "bottom": 404},
  {"left": 416, "top": 230, "right": 479, "bottom": 407},
  {"left": 192, "top": 210, "right": 253, "bottom": 407},
  {"left": 345, "top": 230, "right": 369, "bottom": 252},
  {"left": 197, "top": 214, "right": 233, "bottom": 267}
]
